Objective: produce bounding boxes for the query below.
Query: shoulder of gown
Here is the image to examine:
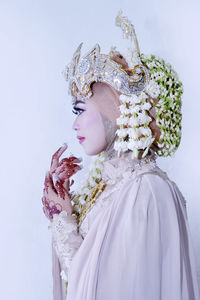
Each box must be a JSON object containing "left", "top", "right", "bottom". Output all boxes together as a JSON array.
[{"left": 67, "top": 165, "right": 200, "bottom": 300}]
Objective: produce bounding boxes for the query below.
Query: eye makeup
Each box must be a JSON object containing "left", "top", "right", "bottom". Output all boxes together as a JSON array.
[
  {"left": 72, "top": 106, "right": 85, "bottom": 115},
  {"left": 72, "top": 99, "right": 86, "bottom": 115}
]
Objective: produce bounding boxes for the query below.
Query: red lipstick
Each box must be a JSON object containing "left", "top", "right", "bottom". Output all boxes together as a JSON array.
[{"left": 77, "top": 136, "right": 85, "bottom": 144}]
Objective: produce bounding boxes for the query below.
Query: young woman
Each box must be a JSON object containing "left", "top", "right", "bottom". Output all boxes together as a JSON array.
[{"left": 42, "top": 11, "right": 200, "bottom": 300}]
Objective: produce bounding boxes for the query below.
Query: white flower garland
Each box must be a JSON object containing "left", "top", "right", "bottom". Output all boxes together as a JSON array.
[
  {"left": 113, "top": 47, "right": 183, "bottom": 158},
  {"left": 141, "top": 53, "right": 183, "bottom": 157},
  {"left": 114, "top": 89, "right": 157, "bottom": 159},
  {"left": 71, "top": 152, "right": 105, "bottom": 216}
]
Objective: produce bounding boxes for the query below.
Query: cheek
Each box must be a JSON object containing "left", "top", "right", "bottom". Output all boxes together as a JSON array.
[
  {"left": 81, "top": 110, "right": 102, "bottom": 129},
  {"left": 81, "top": 109, "right": 106, "bottom": 144},
  {"left": 77, "top": 106, "right": 107, "bottom": 155}
]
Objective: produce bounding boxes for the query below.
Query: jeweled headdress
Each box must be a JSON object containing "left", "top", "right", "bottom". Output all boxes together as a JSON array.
[
  {"left": 63, "top": 43, "right": 150, "bottom": 101},
  {"left": 63, "top": 10, "right": 183, "bottom": 158}
]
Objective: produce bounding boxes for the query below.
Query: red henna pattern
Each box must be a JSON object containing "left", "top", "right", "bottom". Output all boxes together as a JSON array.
[
  {"left": 55, "top": 181, "right": 65, "bottom": 200},
  {"left": 59, "top": 156, "right": 81, "bottom": 165},
  {"left": 42, "top": 196, "right": 63, "bottom": 220},
  {"left": 50, "top": 147, "right": 62, "bottom": 167},
  {"left": 44, "top": 174, "right": 51, "bottom": 192}
]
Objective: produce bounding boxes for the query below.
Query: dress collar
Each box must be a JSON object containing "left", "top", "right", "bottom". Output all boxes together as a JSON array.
[{"left": 101, "top": 150, "right": 157, "bottom": 184}]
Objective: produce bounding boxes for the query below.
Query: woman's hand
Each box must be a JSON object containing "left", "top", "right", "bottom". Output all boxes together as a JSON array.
[
  {"left": 50, "top": 143, "right": 82, "bottom": 194},
  {"left": 42, "top": 143, "right": 82, "bottom": 220}
]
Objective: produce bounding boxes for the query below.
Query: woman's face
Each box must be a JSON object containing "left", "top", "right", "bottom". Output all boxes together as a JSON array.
[{"left": 72, "top": 97, "right": 107, "bottom": 155}]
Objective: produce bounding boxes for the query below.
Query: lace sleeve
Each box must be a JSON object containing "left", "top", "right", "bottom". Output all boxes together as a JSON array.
[{"left": 49, "top": 211, "right": 83, "bottom": 280}]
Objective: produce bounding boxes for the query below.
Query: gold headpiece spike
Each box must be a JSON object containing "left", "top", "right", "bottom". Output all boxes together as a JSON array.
[
  {"left": 71, "top": 42, "right": 83, "bottom": 74},
  {"left": 63, "top": 42, "right": 83, "bottom": 81},
  {"left": 115, "top": 9, "right": 140, "bottom": 56}
]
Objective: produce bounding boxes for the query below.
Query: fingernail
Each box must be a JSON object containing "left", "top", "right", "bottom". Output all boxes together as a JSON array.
[
  {"left": 52, "top": 173, "right": 60, "bottom": 186},
  {"left": 79, "top": 164, "right": 83, "bottom": 169},
  {"left": 62, "top": 142, "right": 68, "bottom": 147},
  {"left": 77, "top": 157, "right": 82, "bottom": 161}
]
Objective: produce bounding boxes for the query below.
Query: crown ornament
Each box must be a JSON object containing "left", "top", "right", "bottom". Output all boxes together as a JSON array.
[
  {"left": 115, "top": 9, "right": 141, "bottom": 66},
  {"left": 63, "top": 24, "right": 150, "bottom": 103}
]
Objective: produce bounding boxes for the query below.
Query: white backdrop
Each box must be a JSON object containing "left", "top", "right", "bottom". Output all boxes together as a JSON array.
[{"left": 0, "top": 0, "right": 200, "bottom": 299}]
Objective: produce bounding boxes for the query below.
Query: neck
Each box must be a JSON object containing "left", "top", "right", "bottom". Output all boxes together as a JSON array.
[{"left": 100, "top": 113, "right": 119, "bottom": 161}]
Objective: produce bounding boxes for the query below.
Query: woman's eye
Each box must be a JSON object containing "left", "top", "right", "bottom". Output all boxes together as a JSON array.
[{"left": 72, "top": 107, "right": 85, "bottom": 115}]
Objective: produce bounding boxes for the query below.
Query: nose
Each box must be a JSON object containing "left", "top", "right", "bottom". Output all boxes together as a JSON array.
[{"left": 72, "top": 117, "right": 79, "bottom": 131}]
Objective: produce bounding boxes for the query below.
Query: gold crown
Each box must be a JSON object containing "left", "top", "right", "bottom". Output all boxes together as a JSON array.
[{"left": 63, "top": 10, "right": 150, "bottom": 102}]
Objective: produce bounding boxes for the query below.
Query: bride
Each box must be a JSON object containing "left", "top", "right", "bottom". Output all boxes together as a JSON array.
[{"left": 41, "top": 11, "right": 200, "bottom": 300}]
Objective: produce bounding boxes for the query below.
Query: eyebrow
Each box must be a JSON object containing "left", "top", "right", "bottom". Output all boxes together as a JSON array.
[{"left": 74, "top": 100, "right": 85, "bottom": 106}]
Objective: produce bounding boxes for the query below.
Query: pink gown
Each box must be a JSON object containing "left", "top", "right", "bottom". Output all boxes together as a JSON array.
[{"left": 50, "top": 151, "right": 200, "bottom": 300}]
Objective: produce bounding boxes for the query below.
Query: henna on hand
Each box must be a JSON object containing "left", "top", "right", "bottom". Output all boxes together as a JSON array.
[
  {"left": 42, "top": 195, "right": 63, "bottom": 220},
  {"left": 42, "top": 144, "right": 83, "bottom": 220}
]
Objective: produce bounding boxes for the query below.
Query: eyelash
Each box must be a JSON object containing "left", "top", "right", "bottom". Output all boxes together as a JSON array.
[{"left": 72, "top": 107, "right": 85, "bottom": 115}]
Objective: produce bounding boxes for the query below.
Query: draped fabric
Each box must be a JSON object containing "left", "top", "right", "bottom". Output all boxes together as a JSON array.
[
  {"left": 51, "top": 152, "right": 200, "bottom": 300},
  {"left": 52, "top": 244, "right": 64, "bottom": 300}
]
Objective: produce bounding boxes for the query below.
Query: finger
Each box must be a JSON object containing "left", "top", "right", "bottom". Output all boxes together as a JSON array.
[
  {"left": 50, "top": 143, "right": 68, "bottom": 171},
  {"left": 55, "top": 162, "right": 82, "bottom": 177},
  {"left": 47, "top": 174, "right": 58, "bottom": 195},
  {"left": 58, "top": 156, "right": 82, "bottom": 166},
  {"left": 60, "top": 165, "right": 82, "bottom": 180},
  {"left": 52, "top": 173, "right": 60, "bottom": 188},
  {"left": 55, "top": 181, "right": 65, "bottom": 200},
  {"left": 54, "top": 163, "right": 82, "bottom": 177},
  {"left": 51, "top": 171, "right": 69, "bottom": 195},
  {"left": 44, "top": 171, "right": 51, "bottom": 192},
  {"left": 52, "top": 165, "right": 82, "bottom": 183},
  {"left": 63, "top": 180, "right": 70, "bottom": 191},
  {"left": 54, "top": 166, "right": 81, "bottom": 184}
]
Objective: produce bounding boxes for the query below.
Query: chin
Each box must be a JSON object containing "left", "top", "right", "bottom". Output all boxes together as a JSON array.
[
  {"left": 83, "top": 144, "right": 107, "bottom": 156},
  {"left": 84, "top": 149, "right": 102, "bottom": 156}
]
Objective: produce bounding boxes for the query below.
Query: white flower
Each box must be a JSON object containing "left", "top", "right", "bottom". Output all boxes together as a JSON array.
[
  {"left": 128, "top": 116, "right": 140, "bottom": 126},
  {"left": 145, "top": 79, "right": 160, "bottom": 98},
  {"left": 129, "top": 94, "right": 141, "bottom": 104},
  {"left": 114, "top": 140, "right": 129, "bottom": 152},
  {"left": 167, "top": 78, "right": 173, "bottom": 87},
  {"left": 160, "top": 88, "right": 168, "bottom": 97},
  {"left": 79, "top": 195, "right": 86, "bottom": 205},
  {"left": 116, "top": 115, "right": 129, "bottom": 126},
  {"left": 134, "top": 136, "right": 154, "bottom": 149},
  {"left": 119, "top": 104, "right": 130, "bottom": 114},
  {"left": 139, "top": 127, "right": 152, "bottom": 136},
  {"left": 137, "top": 112, "right": 152, "bottom": 125},
  {"left": 129, "top": 104, "right": 140, "bottom": 113},
  {"left": 142, "top": 54, "right": 152, "bottom": 60},
  {"left": 154, "top": 71, "right": 165, "bottom": 80},
  {"left": 141, "top": 102, "right": 151, "bottom": 111},
  {"left": 127, "top": 138, "right": 137, "bottom": 150},
  {"left": 116, "top": 128, "right": 128, "bottom": 137},
  {"left": 127, "top": 127, "right": 140, "bottom": 139},
  {"left": 138, "top": 92, "right": 148, "bottom": 100},
  {"left": 119, "top": 94, "right": 132, "bottom": 103}
]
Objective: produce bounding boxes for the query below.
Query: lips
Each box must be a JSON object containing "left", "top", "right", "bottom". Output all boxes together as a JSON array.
[{"left": 77, "top": 136, "right": 85, "bottom": 144}]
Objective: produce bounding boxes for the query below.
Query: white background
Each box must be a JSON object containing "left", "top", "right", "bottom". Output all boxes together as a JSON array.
[{"left": 0, "top": 0, "right": 200, "bottom": 299}]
